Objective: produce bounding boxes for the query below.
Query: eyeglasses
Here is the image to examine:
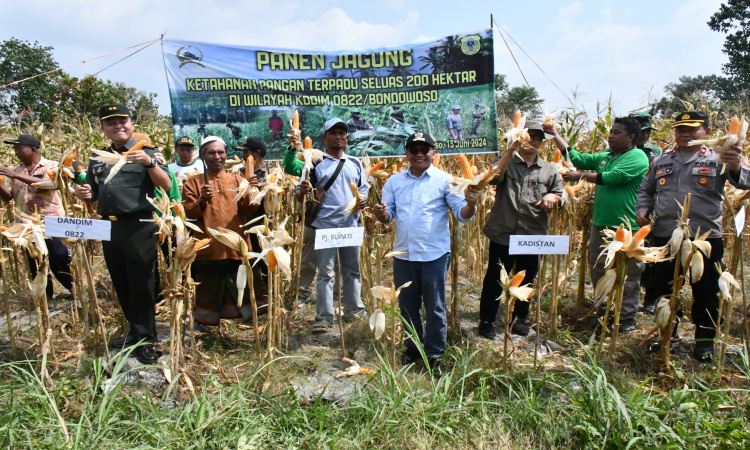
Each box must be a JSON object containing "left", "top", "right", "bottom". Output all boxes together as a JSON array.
[{"left": 407, "top": 146, "right": 432, "bottom": 155}]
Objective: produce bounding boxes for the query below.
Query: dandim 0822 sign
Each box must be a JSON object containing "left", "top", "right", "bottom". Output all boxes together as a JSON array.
[{"left": 44, "top": 216, "right": 112, "bottom": 241}]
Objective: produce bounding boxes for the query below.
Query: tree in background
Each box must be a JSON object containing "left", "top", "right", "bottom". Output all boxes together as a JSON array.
[
  {"left": 0, "top": 38, "right": 59, "bottom": 123},
  {"left": 651, "top": 1, "right": 750, "bottom": 117},
  {"left": 709, "top": 0, "right": 750, "bottom": 91},
  {"left": 0, "top": 38, "right": 159, "bottom": 124},
  {"left": 494, "top": 73, "right": 543, "bottom": 117}
]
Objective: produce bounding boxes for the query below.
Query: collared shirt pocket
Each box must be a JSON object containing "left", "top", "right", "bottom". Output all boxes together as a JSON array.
[
  {"left": 655, "top": 168, "right": 675, "bottom": 192},
  {"left": 691, "top": 166, "right": 716, "bottom": 191}
]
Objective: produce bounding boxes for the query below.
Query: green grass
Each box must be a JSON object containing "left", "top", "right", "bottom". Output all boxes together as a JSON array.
[{"left": 1, "top": 343, "right": 749, "bottom": 449}]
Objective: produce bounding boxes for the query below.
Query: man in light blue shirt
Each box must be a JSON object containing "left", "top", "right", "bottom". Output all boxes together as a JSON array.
[
  {"left": 297, "top": 118, "right": 368, "bottom": 333},
  {"left": 374, "top": 131, "right": 479, "bottom": 375}
]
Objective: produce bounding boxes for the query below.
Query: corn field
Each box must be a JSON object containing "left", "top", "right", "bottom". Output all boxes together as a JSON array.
[{"left": 0, "top": 104, "right": 750, "bottom": 448}]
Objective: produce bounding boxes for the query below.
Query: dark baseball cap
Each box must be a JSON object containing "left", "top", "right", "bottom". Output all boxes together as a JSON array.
[
  {"left": 324, "top": 118, "right": 349, "bottom": 132},
  {"left": 236, "top": 137, "right": 266, "bottom": 153},
  {"left": 3, "top": 133, "right": 40, "bottom": 148},
  {"left": 405, "top": 131, "right": 436, "bottom": 148},
  {"left": 99, "top": 104, "right": 131, "bottom": 120},
  {"left": 629, "top": 111, "right": 656, "bottom": 130},
  {"left": 175, "top": 136, "right": 195, "bottom": 147},
  {"left": 673, "top": 111, "right": 709, "bottom": 128}
]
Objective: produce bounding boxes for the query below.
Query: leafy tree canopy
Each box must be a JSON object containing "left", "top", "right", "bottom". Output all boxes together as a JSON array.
[
  {"left": 494, "top": 73, "right": 543, "bottom": 118},
  {"left": 0, "top": 38, "right": 159, "bottom": 124}
]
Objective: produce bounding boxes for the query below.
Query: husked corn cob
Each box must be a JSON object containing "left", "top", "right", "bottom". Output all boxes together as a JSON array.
[
  {"left": 194, "top": 238, "right": 211, "bottom": 251},
  {"left": 366, "top": 161, "right": 384, "bottom": 176},
  {"left": 513, "top": 110, "right": 522, "bottom": 128},
  {"left": 244, "top": 156, "right": 254, "bottom": 180},
  {"left": 729, "top": 116, "right": 740, "bottom": 135},
  {"left": 292, "top": 110, "right": 299, "bottom": 130},
  {"left": 432, "top": 153, "right": 441, "bottom": 167},
  {"left": 304, "top": 136, "right": 312, "bottom": 149},
  {"left": 458, "top": 154, "right": 473, "bottom": 179}
]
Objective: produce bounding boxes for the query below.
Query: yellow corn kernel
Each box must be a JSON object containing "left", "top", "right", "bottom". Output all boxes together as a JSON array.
[
  {"left": 729, "top": 116, "right": 740, "bottom": 135},
  {"left": 614, "top": 225, "right": 626, "bottom": 242},
  {"left": 194, "top": 238, "right": 211, "bottom": 251},
  {"left": 513, "top": 110, "right": 522, "bottom": 128},
  {"left": 458, "top": 154, "right": 473, "bottom": 179},
  {"left": 510, "top": 271, "right": 526, "bottom": 287},
  {"left": 244, "top": 156, "right": 254, "bottom": 180},
  {"left": 366, "top": 161, "right": 383, "bottom": 176}
]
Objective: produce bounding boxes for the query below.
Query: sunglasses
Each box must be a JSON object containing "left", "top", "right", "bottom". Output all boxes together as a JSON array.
[{"left": 407, "top": 146, "right": 432, "bottom": 155}]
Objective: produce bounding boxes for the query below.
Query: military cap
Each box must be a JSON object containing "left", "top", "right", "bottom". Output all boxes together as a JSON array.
[
  {"left": 99, "top": 104, "right": 131, "bottom": 120},
  {"left": 628, "top": 111, "right": 657, "bottom": 130},
  {"left": 673, "top": 111, "right": 709, "bottom": 128}
]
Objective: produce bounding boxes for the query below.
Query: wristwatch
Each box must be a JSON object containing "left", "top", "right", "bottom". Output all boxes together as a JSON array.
[{"left": 146, "top": 157, "right": 157, "bottom": 168}]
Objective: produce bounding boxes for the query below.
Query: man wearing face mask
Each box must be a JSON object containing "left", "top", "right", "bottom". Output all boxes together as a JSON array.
[
  {"left": 373, "top": 132, "right": 479, "bottom": 375},
  {"left": 477, "top": 120, "right": 563, "bottom": 339}
]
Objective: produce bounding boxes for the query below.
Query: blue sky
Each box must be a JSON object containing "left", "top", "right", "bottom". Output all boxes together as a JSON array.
[{"left": 1, "top": 0, "right": 727, "bottom": 119}]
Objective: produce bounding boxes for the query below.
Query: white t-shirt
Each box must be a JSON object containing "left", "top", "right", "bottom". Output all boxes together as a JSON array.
[{"left": 169, "top": 159, "right": 204, "bottom": 179}]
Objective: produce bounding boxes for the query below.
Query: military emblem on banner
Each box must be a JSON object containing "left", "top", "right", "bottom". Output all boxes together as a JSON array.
[
  {"left": 177, "top": 45, "right": 205, "bottom": 68},
  {"left": 460, "top": 35, "right": 481, "bottom": 55}
]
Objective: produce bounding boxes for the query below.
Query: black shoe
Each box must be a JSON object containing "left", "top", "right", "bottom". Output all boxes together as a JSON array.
[
  {"left": 400, "top": 347, "right": 422, "bottom": 365},
  {"left": 619, "top": 319, "right": 636, "bottom": 333},
  {"left": 478, "top": 321, "right": 496, "bottom": 340},
  {"left": 256, "top": 301, "right": 268, "bottom": 316},
  {"left": 511, "top": 320, "right": 530, "bottom": 336},
  {"left": 693, "top": 340, "right": 714, "bottom": 363},
  {"left": 110, "top": 335, "right": 135, "bottom": 348},
  {"left": 134, "top": 344, "right": 160, "bottom": 365},
  {"left": 428, "top": 357, "right": 446, "bottom": 377},
  {"left": 640, "top": 303, "right": 655, "bottom": 315}
]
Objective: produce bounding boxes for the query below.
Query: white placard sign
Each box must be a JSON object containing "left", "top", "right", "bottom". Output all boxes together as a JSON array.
[
  {"left": 509, "top": 235, "right": 570, "bottom": 255},
  {"left": 44, "top": 216, "right": 112, "bottom": 241},
  {"left": 315, "top": 227, "right": 364, "bottom": 250},
  {"left": 735, "top": 205, "right": 746, "bottom": 237}
]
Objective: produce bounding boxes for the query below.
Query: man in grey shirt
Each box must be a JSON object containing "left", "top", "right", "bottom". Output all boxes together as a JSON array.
[
  {"left": 446, "top": 105, "right": 463, "bottom": 142},
  {"left": 296, "top": 118, "right": 369, "bottom": 333}
]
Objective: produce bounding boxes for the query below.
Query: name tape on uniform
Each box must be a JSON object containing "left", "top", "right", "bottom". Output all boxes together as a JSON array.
[
  {"left": 315, "top": 227, "right": 364, "bottom": 250},
  {"left": 44, "top": 216, "right": 111, "bottom": 241},
  {"left": 509, "top": 235, "right": 570, "bottom": 255}
]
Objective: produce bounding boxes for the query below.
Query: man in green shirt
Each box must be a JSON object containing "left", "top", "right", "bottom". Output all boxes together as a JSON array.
[
  {"left": 545, "top": 117, "right": 649, "bottom": 332},
  {"left": 629, "top": 112, "right": 662, "bottom": 163}
]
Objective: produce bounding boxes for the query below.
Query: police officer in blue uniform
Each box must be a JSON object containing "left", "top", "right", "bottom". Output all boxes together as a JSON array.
[
  {"left": 74, "top": 104, "right": 172, "bottom": 364},
  {"left": 636, "top": 111, "right": 750, "bottom": 362}
]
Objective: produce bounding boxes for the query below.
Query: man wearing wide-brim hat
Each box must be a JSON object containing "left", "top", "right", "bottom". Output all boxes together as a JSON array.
[
  {"left": 0, "top": 134, "right": 74, "bottom": 300},
  {"left": 635, "top": 110, "right": 750, "bottom": 363},
  {"left": 478, "top": 120, "right": 563, "bottom": 339}
]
